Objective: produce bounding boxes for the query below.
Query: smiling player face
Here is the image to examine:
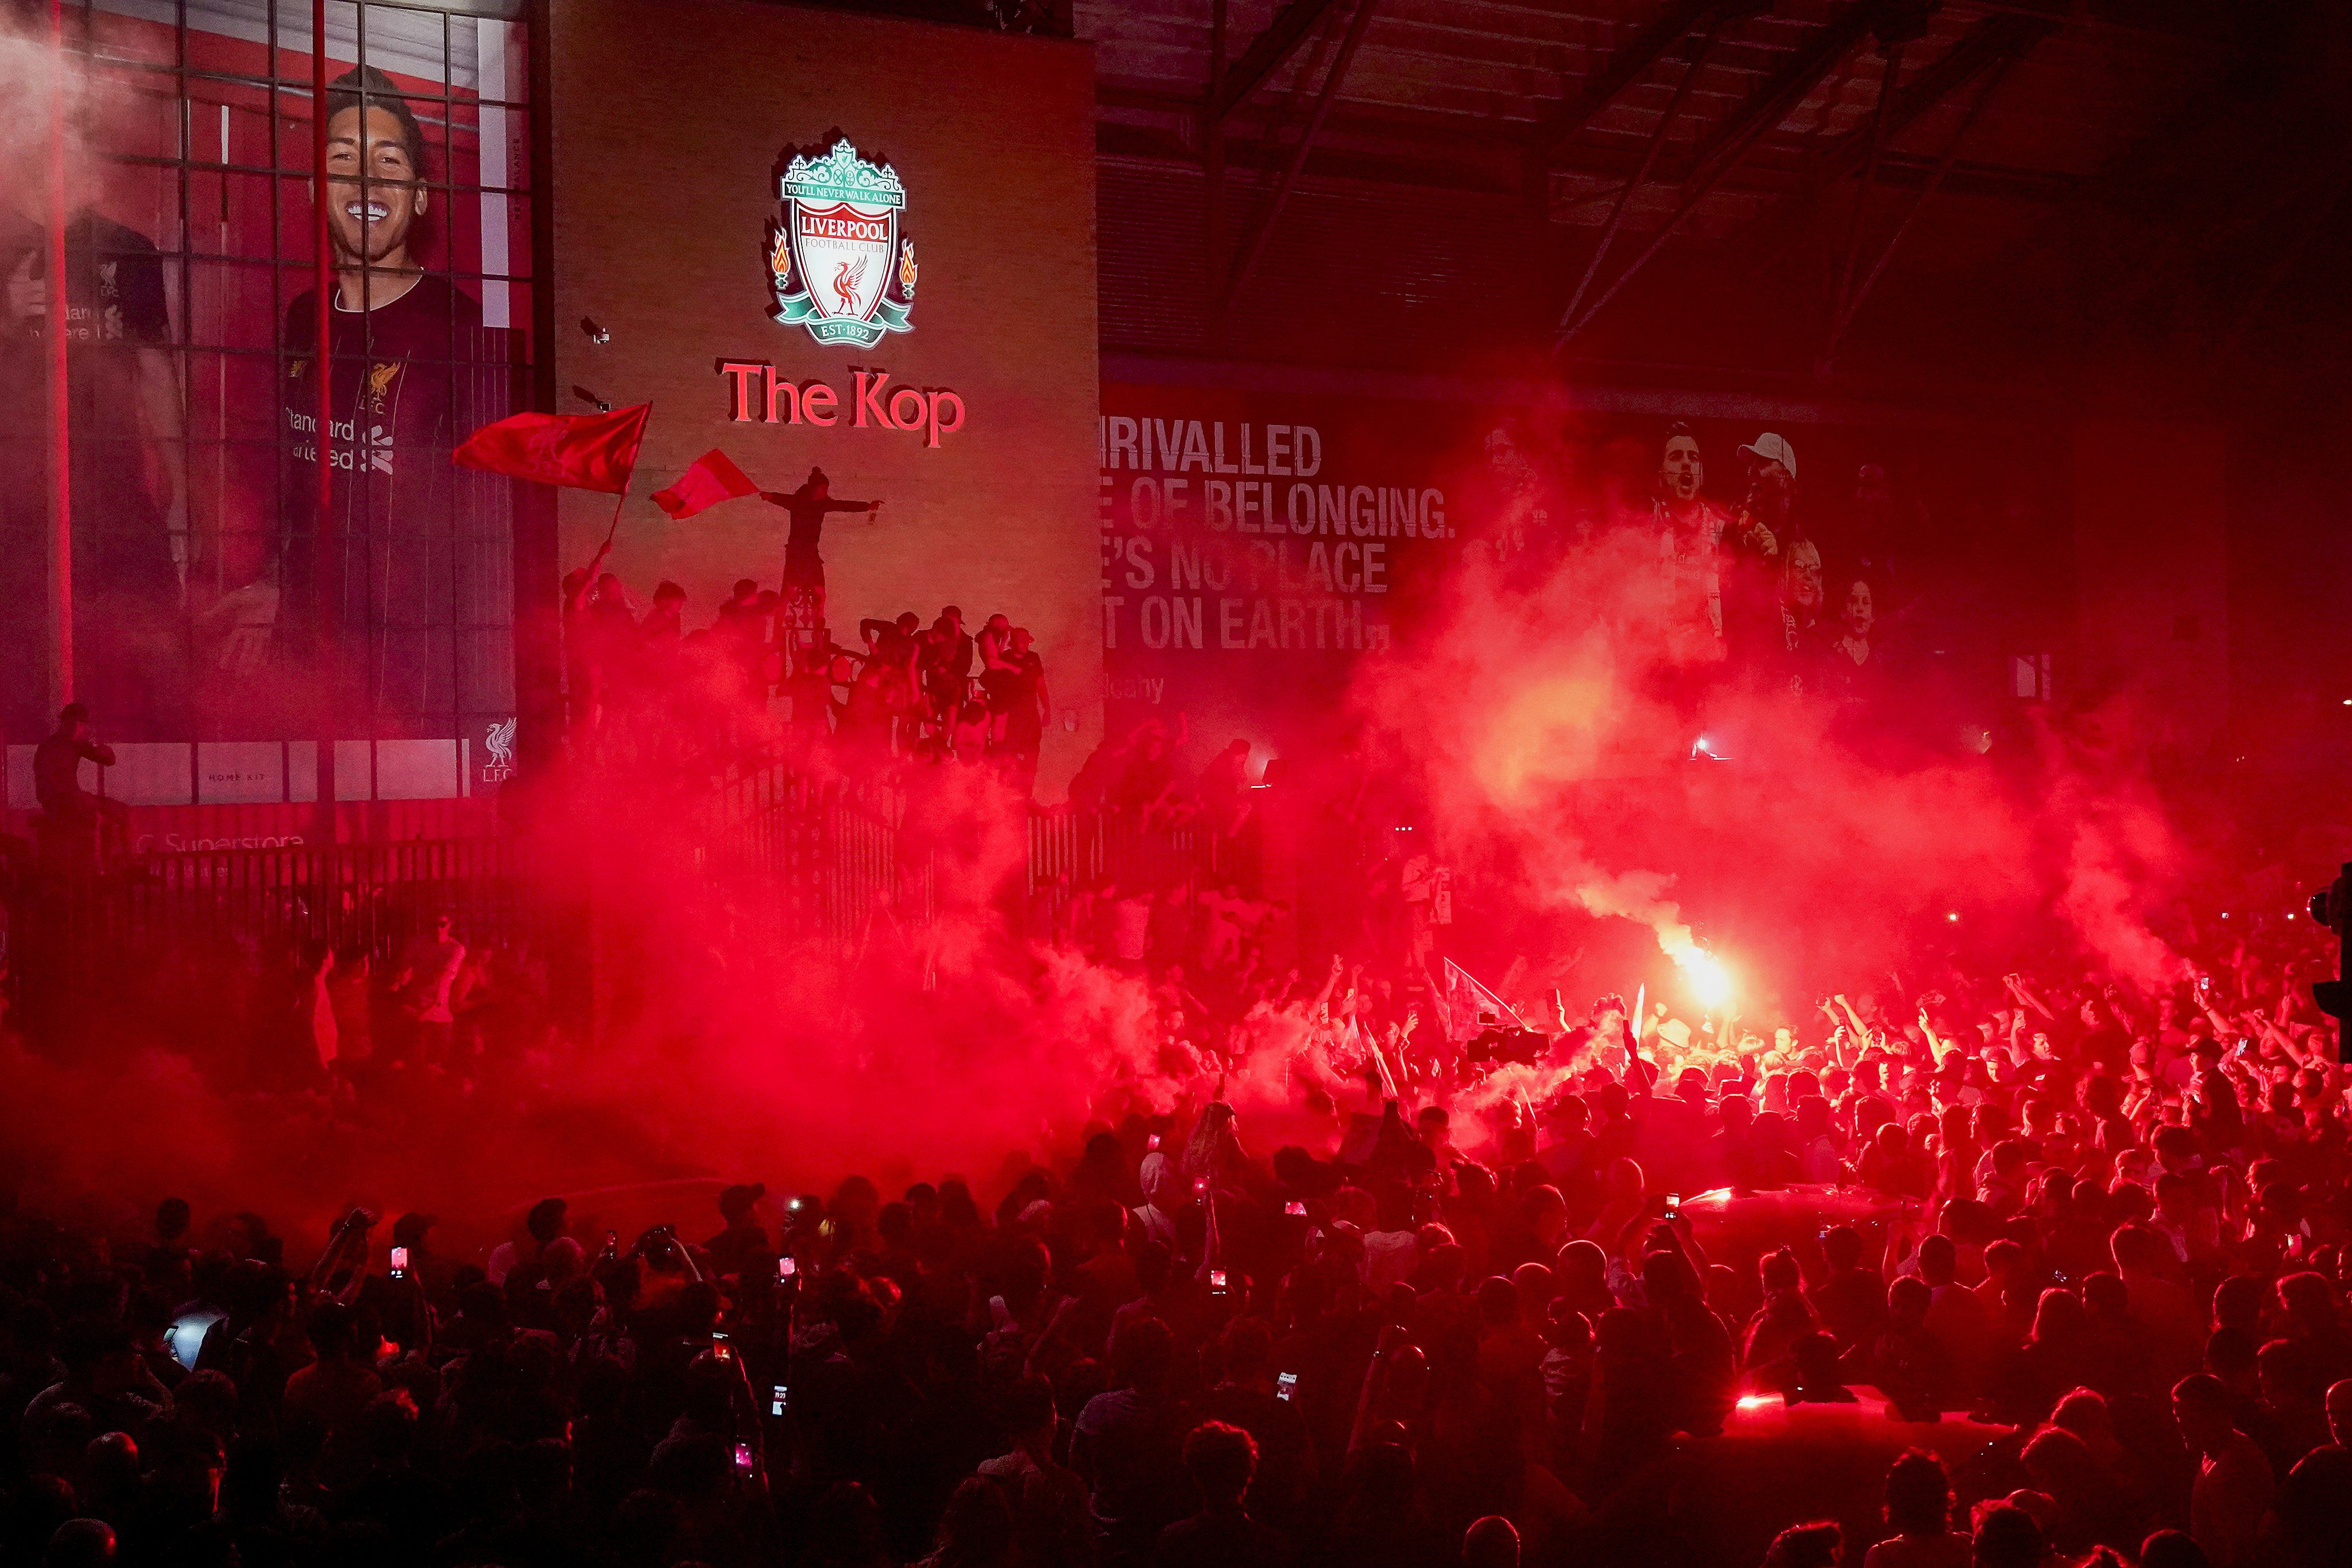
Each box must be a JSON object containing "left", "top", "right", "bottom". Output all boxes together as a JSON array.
[{"left": 323, "top": 104, "right": 425, "bottom": 269}]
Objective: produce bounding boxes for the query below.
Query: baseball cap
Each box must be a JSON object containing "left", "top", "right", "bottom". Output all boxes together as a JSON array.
[{"left": 1738, "top": 432, "right": 1797, "bottom": 479}]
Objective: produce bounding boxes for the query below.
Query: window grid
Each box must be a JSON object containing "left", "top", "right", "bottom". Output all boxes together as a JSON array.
[{"left": 25, "top": 0, "right": 536, "bottom": 803}]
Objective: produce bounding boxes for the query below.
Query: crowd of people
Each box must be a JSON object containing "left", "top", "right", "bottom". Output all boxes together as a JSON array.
[
  {"left": 9, "top": 884, "right": 2352, "bottom": 1568},
  {"left": 559, "top": 509, "right": 1053, "bottom": 795}
]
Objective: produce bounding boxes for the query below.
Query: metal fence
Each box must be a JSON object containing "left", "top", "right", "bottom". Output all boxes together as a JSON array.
[
  {"left": 0, "top": 767, "right": 1228, "bottom": 1027},
  {"left": 3, "top": 834, "right": 545, "bottom": 986},
  {"left": 703, "top": 768, "right": 935, "bottom": 950},
  {"left": 1024, "top": 807, "right": 1240, "bottom": 936},
  {"left": 702, "top": 762, "right": 1237, "bottom": 946}
]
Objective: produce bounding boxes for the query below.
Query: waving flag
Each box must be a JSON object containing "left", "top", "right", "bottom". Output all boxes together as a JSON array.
[
  {"left": 651, "top": 449, "right": 759, "bottom": 519},
  {"left": 1440, "top": 957, "right": 1529, "bottom": 1042},
  {"left": 454, "top": 404, "right": 649, "bottom": 494}
]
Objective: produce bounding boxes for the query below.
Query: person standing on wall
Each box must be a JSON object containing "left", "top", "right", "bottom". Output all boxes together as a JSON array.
[
  {"left": 759, "top": 467, "right": 881, "bottom": 665},
  {"left": 32, "top": 702, "right": 126, "bottom": 871}
]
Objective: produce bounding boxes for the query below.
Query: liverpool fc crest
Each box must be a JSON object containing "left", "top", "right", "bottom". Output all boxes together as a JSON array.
[{"left": 768, "top": 136, "right": 916, "bottom": 349}]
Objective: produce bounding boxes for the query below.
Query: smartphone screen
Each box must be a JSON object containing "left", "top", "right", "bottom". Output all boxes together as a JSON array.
[
  {"left": 770, "top": 1384, "right": 789, "bottom": 1417},
  {"left": 1209, "top": 1269, "right": 1228, "bottom": 1291},
  {"left": 168, "top": 1310, "right": 227, "bottom": 1370},
  {"left": 734, "top": 1441, "right": 756, "bottom": 1474},
  {"left": 778, "top": 1256, "right": 798, "bottom": 1280},
  {"left": 1664, "top": 1194, "right": 1681, "bottom": 1221},
  {"left": 389, "top": 1246, "right": 409, "bottom": 1273},
  {"left": 1275, "top": 1371, "right": 1298, "bottom": 1403},
  {"left": 1286, "top": 1201, "right": 1307, "bottom": 1217},
  {"left": 713, "top": 1342, "right": 734, "bottom": 1362}
]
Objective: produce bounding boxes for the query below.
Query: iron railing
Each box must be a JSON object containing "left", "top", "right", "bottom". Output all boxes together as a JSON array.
[{"left": 0, "top": 765, "right": 1232, "bottom": 1027}]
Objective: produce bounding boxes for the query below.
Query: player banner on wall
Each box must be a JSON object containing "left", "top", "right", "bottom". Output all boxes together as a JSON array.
[{"left": 1098, "top": 383, "right": 2073, "bottom": 755}]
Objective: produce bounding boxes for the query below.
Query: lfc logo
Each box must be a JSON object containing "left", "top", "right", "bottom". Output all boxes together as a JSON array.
[
  {"left": 482, "top": 717, "right": 517, "bottom": 782},
  {"left": 768, "top": 135, "right": 916, "bottom": 349}
]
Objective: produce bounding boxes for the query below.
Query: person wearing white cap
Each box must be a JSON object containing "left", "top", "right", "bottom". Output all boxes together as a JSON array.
[
  {"left": 1720, "top": 432, "right": 1793, "bottom": 665},
  {"left": 1738, "top": 431, "right": 1797, "bottom": 485}
]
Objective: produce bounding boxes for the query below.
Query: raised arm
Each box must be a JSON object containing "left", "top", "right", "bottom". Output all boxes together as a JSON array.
[
  {"left": 2249, "top": 1009, "right": 2309, "bottom": 1068},
  {"left": 1832, "top": 993, "right": 1869, "bottom": 1039}
]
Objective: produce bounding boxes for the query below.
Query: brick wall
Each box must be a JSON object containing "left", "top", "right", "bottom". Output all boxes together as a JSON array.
[{"left": 548, "top": 0, "right": 1104, "bottom": 792}]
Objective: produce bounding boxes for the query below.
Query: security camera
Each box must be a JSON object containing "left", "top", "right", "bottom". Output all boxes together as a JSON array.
[{"left": 581, "top": 316, "right": 610, "bottom": 344}]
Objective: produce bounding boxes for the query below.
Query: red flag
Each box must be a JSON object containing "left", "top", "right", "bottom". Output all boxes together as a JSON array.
[
  {"left": 651, "top": 449, "right": 759, "bottom": 520},
  {"left": 453, "top": 404, "right": 649, "bottom": 494}
]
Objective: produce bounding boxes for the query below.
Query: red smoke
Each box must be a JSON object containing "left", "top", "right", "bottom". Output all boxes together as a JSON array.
[
  {"left": 0, "top": 398, "right": 2209, "bottom": 1250},
  {"left": 1344, "top": 410, "right": 2192, "bottom": 1018}
]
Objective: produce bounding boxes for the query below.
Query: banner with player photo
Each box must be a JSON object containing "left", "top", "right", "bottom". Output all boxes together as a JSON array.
[
  {"left": 1, "top": 0, "right": 532, "bottom": 814},
  {"left": 1099, "top": 382, "right": 2073, "bottom": 756}
]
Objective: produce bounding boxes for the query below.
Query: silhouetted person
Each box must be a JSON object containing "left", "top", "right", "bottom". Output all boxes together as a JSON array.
[
  {"left": 760, "top": 466, "right": 879, "bottom": 629},
  {"left": 33, "top": 702, "right": 125, "bottom": 868},
  {"left": 1152, "top": 1421, "right": 1295, "bottom": 1568}
]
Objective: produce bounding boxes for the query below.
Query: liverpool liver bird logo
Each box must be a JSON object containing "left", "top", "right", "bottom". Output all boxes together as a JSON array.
[
  {"left": 832, "top": 258, "right": 866, "bottom": 313},
  {"left": 769, "top": 135, "right": 915, "bottom": 349}
]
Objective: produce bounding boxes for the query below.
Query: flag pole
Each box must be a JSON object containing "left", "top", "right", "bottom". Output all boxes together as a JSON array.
[
  {"left": 598, "top": 399, "right": 647, "bottom": 551},
  {"left": 601, "top": 484, "right": 627, "bottom": 551}
]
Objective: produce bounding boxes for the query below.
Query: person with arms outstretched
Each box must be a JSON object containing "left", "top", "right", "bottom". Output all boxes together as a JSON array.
[{"left": 760, "top": 466, "right": 880, "bottom": 633}]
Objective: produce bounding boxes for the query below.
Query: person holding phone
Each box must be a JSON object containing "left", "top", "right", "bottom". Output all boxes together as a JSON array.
[{"left": 1196, "top": 1314, "right": 1310, "bottom": 1520}]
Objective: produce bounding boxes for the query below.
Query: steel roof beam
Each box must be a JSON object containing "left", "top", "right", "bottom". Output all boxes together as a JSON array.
[
  {"left": 1527, "top": 0, "right": 1716, "bottom": 161},
  {"left": 1209, "top": 0, "right": 1352, "bottom": 125}
]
